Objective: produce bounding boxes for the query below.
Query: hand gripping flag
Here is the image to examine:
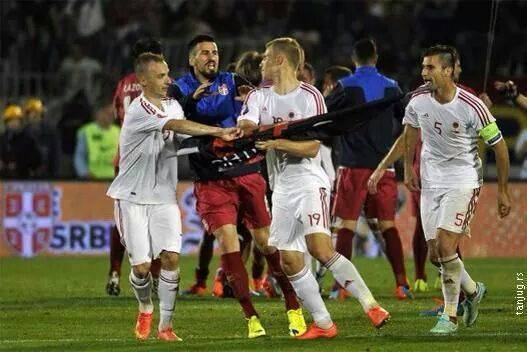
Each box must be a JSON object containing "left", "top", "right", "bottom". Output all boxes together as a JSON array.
[{"left": 177, "top": 84, "right": 430, "bottom": 171}]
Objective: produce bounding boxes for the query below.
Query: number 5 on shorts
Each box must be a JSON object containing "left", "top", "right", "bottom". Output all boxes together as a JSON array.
[{"left": 454, "top": 212, "right": 465, "bottom": 226}]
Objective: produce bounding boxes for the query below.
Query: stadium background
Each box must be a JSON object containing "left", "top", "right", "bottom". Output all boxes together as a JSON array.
[{"left": 0, "top": 0, "right": 525, "bottom": 258}]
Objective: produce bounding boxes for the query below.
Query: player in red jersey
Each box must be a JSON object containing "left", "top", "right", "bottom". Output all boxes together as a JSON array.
[{"left": 106, "top": 38, "right": 164, "bottom": 296}]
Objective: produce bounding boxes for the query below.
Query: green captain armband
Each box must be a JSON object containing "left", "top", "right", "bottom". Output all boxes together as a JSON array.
[{"left": 479, "top": 121, "right": 502, "bottom": 146}]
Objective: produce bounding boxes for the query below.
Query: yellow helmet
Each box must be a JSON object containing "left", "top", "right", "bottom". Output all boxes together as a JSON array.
[
  {"left": 3, "top": 104, "right": 23, "bottom": 121},
  {"left": 24, "top": 98, "right": 44, "bottom": 114}
]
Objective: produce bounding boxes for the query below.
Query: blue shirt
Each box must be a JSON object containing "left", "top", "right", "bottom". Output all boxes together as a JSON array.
[
  {"left": 169, "top": 71, "right": 239, "bottom": 127},
  {"left": 168, "top": 71, "right": 259, "bottom": 180},
  {"left": 326, "top": 66, "right": 404, "bottom": 168}
]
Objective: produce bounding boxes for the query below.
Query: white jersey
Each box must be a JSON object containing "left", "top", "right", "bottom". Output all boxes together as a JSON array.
[
  {"left": 403, "top": 86, "right": 501, "bottom": 189},
  {"left": 239, "top": 82, "right": 330, "bottom": 192},
  {"left": 107, "top": 93, "right": 184, "bottom": 204}
]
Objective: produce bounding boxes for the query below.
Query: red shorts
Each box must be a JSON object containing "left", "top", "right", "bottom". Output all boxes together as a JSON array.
[
  {"left": 194, "top": 173, "right": 271, "bottom": 233},
  {"left": 333, "top": 167, "right": 397, "bottom": 221},
  {"left": 364, "top": 194, "right": 381, "bottom": 219}
]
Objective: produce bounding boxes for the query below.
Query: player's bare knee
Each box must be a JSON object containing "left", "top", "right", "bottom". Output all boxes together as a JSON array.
[
  {"left": 341, "top": 220, "right": 357, "bottom": 231},
  {"left": 307, "top": 244, "right": 333, "bottom": 264},
  {"left": 427, "top": 239, "right": 440, "bottom": 264},
  {"left": 160, "top": 250, "right": 179, "bottom": 270},
  {"left": 132, "top": 262, "right": 151, "bottom": 278},
  {"left": 437, "top": 228, "right": 459, "bottom": 258},
  {"left": 378, "top": 220, "right": 395, "bottom": 232},
  {"left": 215, "top": 230, "right": 240, "bottom": 254},
  {"left": 280, "top": 251, "right": 304, "bottom": 275}
]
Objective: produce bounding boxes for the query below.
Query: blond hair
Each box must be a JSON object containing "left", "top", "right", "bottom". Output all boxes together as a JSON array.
[
  {"left": 265, "top": 37, "right": 302, "bottom": 71},
  {"left": 134, "top": 52, "right": 165, "bottom": 76}
]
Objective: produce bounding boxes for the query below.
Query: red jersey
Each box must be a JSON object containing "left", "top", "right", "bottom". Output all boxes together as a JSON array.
[{"left": 112, "top": 73, "right": 142, "bottom": 125}]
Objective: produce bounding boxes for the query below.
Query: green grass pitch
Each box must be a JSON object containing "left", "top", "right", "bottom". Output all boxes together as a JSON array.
[{"left": 1, "top": 255, "right": 526, "bottom": 351}]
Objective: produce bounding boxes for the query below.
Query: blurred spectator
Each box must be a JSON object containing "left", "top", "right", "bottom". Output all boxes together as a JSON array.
[
  {"left": 322, "top": 65, "right": 352, "bottom": 97},
  {"left": 74, "top": 104, "right": 120, "bottom": 179},
  {"left": 235, "top": 51, "right": 263, "bottom": 86},
  {"left": 58, "top": 42, "right": 103, "bottom": 107},
  {"left": 0, "top": 104, "right": 42, "bottom": 179},
  {"left": 495, "top": 80, "right": 527, "bottom": 179},
  {"left": 23, "top": 98, "right": 61, "bottom": 178},
  {"left": 64, "top": 0, "right": 105, "bottom": 38},
  {"left": 299, "top": 62, "right": 317, "bottom": 86},
  {"left": 516, "top": 128, "right": 527, "bottom": 179}
]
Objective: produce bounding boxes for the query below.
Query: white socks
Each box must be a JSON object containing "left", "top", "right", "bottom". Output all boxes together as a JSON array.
[
  {"left": 158, "top": 269, "right": 180, "bottom": 331},
  {"left": 440, "top": 254, "right": 462, "bottom": 317},
  {"left": 325, "top": 253, "right": 378, "bottom": 312},
  {"left": 129, "top": 270, "right": 153, "bottom": 314},
  {"left": 460, "top": 264, "right": 477, "bottom": 296},
  {"left": 288, "top": 266, "right": 333, "bottom": 329}
]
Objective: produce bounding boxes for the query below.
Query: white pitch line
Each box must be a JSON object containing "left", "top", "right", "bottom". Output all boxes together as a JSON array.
[{"left": 1, "top": 332, "right": 526, "bottom": 344}]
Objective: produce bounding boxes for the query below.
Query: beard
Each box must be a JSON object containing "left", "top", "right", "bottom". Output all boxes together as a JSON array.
[{"left": 200, "top": 68, "right": 218, "bottom": 80}]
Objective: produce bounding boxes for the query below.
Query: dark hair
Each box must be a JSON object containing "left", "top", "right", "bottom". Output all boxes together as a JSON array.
[
  {"left": 422, "top": 45, "right": 458, "bottom": 69},
  {"left": 235, "top": 51, "right": 263, "bottom": 86},
  {"left": 134, "top": 53, "right": 165, "bottom": 75},
  {"left": 226, "top": 62, "right": 237, "bottom": 73},
  {"left": 132, "top": 38, "right": 163, "bottom": 59},
  {"left": 188, "top": 34, "right": 216, "bottom": 54},
  {"left": 324, "top": 65, "right": 352, "bottom": 83},
  {"left": 353, "top": 38, "right": 377, "bottom": 64},
  {"left": 304, "top": 62, "right": 315, "bottom": 75}
]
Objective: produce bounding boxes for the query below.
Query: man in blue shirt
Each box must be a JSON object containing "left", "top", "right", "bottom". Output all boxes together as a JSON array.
[
  {"left": 326, "top": 38, "right": 411, "bottom": 300},
  {"left": 168, "top": 35, "right": 305, "bottom": 339}
]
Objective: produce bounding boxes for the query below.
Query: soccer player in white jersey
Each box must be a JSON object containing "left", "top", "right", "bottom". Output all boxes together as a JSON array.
[
  {"left": 402, "top": 45, "right": 511, "bottom": 334},
  {"left": 107, "top": 53, "right": 240, "bottom": 341},
  {"left": 238, "top": 37, "right": 390, "bottom": 339}
]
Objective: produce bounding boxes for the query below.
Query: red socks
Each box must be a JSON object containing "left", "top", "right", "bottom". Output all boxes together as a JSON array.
[
  {"left": 109, "top": 225, "right": 125, "bottom": 275},
  {"left": 335, "top": 228, "right": 355, "bottom": 259},
  {"left": 264, "top": 251, "right": 300, "bottom": 311},
  {"left": 382, "top": 227, "right": 408, "bottom": 287},
  {"left": 221, "top": 252, "right": 258, "bottom": 318},
  {"left": 412, "top": 216, "right": 428, "bottom": 281}
]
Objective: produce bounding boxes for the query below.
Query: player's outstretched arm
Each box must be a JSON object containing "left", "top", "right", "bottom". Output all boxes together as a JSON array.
[
  {"left": 403, "top": 124, "right": 420, "bottom": 192},
  {"left": 492, "top": 139, "right": 511, "bottom": 218},
  {"left": 237, "top": 119, "right": 259, "bottom": 136},
  {"left": 368, "top": 133, "right": 405, "bottom": 194},
  {"left": 255, "top": 139, "right": 320, "bottom": 158},
  {"left": 163, "top": 119, "right": 242, "bottom": 141}
]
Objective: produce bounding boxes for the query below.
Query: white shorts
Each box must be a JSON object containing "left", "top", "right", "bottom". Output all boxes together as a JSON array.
[
  {"left": 269, "top": 187, "right": 331, "bottom": 253},
  {"left": 114, "top": 200, "right": 182, "bottom": 266},
  {"left": 420, "top": 187, "right": 481, "bottom": 241}
]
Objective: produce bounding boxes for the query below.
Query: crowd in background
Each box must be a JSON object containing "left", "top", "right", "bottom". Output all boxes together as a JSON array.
[{"left": 1, "top": 0, "right": 526, "bottom": 179}]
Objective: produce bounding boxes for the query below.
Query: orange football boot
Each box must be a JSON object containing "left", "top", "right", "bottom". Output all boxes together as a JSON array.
[
  {"left": 157, "top": 328, "right": 182, "bottom": 341},
  {"left": 134, "top": 312, "right": 153, "bottom": 340},
  {"left": 366, "top": 306, "right": 390, "bottom": 328},
  {"left": 295, "top": 323, "right": 338, "bottom": 340}
]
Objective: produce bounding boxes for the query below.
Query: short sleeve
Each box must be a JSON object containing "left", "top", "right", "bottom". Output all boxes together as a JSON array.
[
  {"left": 238, "top": 89, "right": 260, "bottom": 125},
  {"left": 466, "top": 96, "right": 501, "bottom": 146},
  {"left": 125, "top": 102, "right": 175, "bottom": 134},
  {"left": 306, "top": 86, "right": 327, "bottom": 117},
  {"left": 402, "top": 101, "right": 419, "bottom": 128}
]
